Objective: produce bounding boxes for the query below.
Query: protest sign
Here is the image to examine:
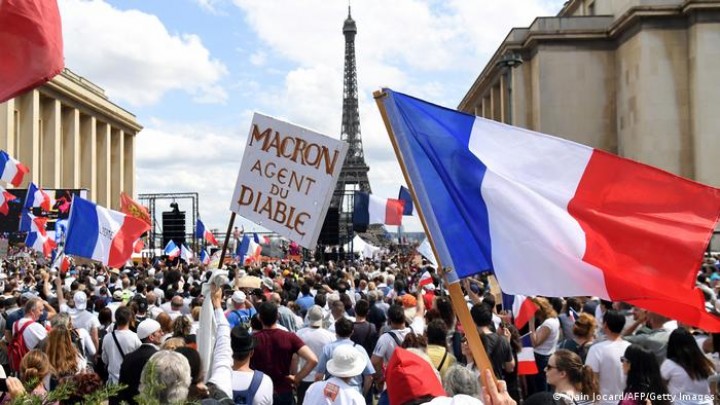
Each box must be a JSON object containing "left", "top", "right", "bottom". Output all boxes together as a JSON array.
[{"left": 230, "top": 113, "right": 348, "bottom": 249}]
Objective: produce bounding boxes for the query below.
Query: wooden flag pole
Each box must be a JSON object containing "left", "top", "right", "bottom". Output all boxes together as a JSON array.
[
  {"left": 373, "top": 89, "right": 495, "bottom": 377},
  {"left": 217, "top": 212, "right": 236, "bottom": 269}
]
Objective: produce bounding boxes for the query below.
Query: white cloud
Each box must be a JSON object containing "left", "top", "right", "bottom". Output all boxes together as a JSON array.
[
  {"left": 59, "top": 0, "right": 228, "bottom": 106},
  {"left": 249, "top": 51, "right": 267, "bottom": 66},
  {"left": 231, "top": 0, "right": 566, "bottom": 226}
]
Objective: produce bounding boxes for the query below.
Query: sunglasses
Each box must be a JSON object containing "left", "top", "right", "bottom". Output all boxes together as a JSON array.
[
  {"left": 620, "top": 356, "right": 629, "bottom": 363},
  {"left": 461, "top": 336, "right": 468, "bottom": 344},
  {"left": 545, "top": 364, "right": 558, "bottom": 371}
]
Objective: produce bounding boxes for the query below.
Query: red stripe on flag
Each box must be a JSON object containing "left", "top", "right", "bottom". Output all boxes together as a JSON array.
[
  {"left": 0, "top": 0, "right": 64, "bottom": 103},
  {"left": 514, "top": 298, "right": 538, "bottom": 330},
  {"left": 10, "top": 163, "right": 28, "bottom": 187},
  {"left": 569, "top": 150, "right": 720, "bottom": 331},
  {"left": 385, "top": 198, "right": 405, "bottom": 226},
  {"left": 108, "top": 216, "right": 151, "bottom": 268}
]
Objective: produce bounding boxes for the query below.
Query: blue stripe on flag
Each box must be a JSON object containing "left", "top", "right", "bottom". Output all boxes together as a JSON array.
[
  {"left": 64, "top": 197, "right": 100, "bottom": 259},
  {"left": 399, "top": 186, "right": 414, "bottom": 215},
  {"left": 353, "top": 191, "right": 370, "bottom": 231},
  {"left": 196, "top": 219, "right": 205, "bottom": 239},
  {"left": 384, "top": 90, "right": 493, "bottom": 280}
]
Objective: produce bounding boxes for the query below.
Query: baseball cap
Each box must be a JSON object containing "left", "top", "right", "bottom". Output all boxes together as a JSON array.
[
  {"left": 306, "top": 305, "right": 324, "bottom": 327},
  {"left": 232, "top": 291, "right": 246, "bottom": 304},
  {"left": 112, "top": 290, "right": 124, "bottom": 301},
  {"left": 136, "top": 319, "right": 161, "bottom": 340},
  {"left": 73, "top": 291, "right": 88, "bottom": 311}
]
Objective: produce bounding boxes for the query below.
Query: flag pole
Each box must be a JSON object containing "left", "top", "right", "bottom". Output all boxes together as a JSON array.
[
  {"left": 374, "top": 89, "right": 494, "bottom": 376},
  {"left": 217, "top": 212, "right": 236, "bottom": 269}
]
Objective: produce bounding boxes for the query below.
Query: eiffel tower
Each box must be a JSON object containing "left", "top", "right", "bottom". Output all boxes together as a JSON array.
[{"left": 330, "top": 6, "right": 374, "bottom": 248}]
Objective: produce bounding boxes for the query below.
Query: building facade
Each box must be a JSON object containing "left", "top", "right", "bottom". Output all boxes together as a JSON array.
[
  {"left": 459, "top": 0, "right": 720, "bottom": 187},
  {"left": 0, "top": 69, "right": 141, "bottom": 210}
]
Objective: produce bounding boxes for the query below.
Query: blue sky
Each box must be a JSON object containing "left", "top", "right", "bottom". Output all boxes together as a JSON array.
[{"left": 57, "top": 0, "right": 565, "bottom": 237}]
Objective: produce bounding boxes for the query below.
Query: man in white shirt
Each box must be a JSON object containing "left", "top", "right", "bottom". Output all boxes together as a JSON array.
[
  {"left": 296, "top": 305, "right": 336, "bottom": 403},
  {"left": 371, "top": 292, "right": 425, "bottom": 387},
  {"left": 585, "top": 310, "right": 631, "bottom": 405},
  {"left": 57, "top": 277, "right": 101, "bottom": 351},
  {"left": 14, "top": 298, "right": 50, "bottom": 350},
  {"left": 102, "top": 306, "right": 141, "bottom": 384}
]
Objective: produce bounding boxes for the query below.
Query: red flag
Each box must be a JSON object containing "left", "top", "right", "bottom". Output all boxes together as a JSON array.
[
  {"left": 120, "top": 192, "right": 152, "bottom": 227},
  {"left": 0, "top": 0, "right": 64, "bottom": 103}
]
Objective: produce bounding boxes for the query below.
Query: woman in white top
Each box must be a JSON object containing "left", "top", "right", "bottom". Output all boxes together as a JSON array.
[
  {"left": 661, "top": 327, "right": 715, "bottom": 405},
  {"left": 529, "top": 297, "right": 560, "bottom": 394}
]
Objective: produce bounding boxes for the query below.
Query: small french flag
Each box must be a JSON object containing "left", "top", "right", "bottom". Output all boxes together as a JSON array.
[
  {"left": 0, "top": 186, "right": 16, "bottom": 215},
  {"left": 418, "top": 270, "right": 433, "bottom": 288},
  {"left": 503, "top": 294, "right": 539, "bottom": 329},
  {"left": 200, "top": 249, "right": 211, "bottom": 265},
  {"left": 24, "top": 182, "right": 53, "bottom": 211},
  {"left": 180, "top": 244, "right": 194, "bottom": 263},
  {"left": 398, "top": 185, "right": 414, "bottom": 216},
  {"left": 164, "top": 240, "right": 180, "bottom": 259},
  {"left": 196, "top": 219, "right": 219, "bottom": 245},
  {"left": 0, "top": 151, "right": 28, "bottom": 187},
  {"left": 518, "top": 334, "right": 539, "bottom": 375},
  {"left": 352, "top": 191, "right": 404, "bottom": 232},
  {"left": 26, "top": 216, "right": 56, "bottom": 257}
]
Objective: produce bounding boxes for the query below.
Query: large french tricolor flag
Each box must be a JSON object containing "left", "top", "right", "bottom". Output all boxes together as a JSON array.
[
  {"left": 0, "top": 151, "right": 28, "bottom": 187},
  {"left": 64, "top": 197, "right": 151, "bottom": 268},
  {"left": 353, "top": 191, "right": 404, "bottom": 232},
  {"left": 380, "top": 89, "right": 720, "bottom": 331}
]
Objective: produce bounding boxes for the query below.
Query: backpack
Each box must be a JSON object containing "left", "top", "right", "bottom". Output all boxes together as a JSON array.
[
  {"left": 9, "top": 320, "right": 33, "bottom": 372},
  {"left": 232, "top": 370, "right": 264, "bottom": 405}
]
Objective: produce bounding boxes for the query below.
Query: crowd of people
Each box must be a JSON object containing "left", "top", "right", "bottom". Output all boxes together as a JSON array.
[{"left": 0, "top": 247, "right": 717, "bottom": 404}]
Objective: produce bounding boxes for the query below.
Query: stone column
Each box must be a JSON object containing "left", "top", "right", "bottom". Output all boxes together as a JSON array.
[
  {"left": 80, "top": 115, "right": 96, "bottom": 201},
  {"left": 110, "top": 128, "right": 124, "bottom": 210},
  {"left": 0, "top": 100, "right": 14, "bottom": 152},
  {"left": 61, "top": 107, "right": 80, "bottom": 188},
  {"left": 17, "top": 90, "right": 40, "bottom": 186},
  {"left": 41, "top": 98, "right": 61, "bottom": 188},
  {"left": 123, "top": 133, "right": 135, "bottom": 198},
  {"left": 96, "top": 122, "right": 111, "bottom": 207}
]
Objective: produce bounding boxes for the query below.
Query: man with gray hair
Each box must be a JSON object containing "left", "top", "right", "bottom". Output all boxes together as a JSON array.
[
  {"left": 443, "top": 365, "right": 481, "bottom": 398},
  {"left": 139, "top": 350, "right": 191, "bottom": 403}
]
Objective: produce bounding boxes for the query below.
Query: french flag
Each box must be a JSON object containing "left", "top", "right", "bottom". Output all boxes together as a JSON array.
[
  {"left": 64, "top": 196, "right": 151, "bottom": 268},
  {"left": 25, "top": 216, "right": 55, "bottom": 257},
  {"left": 398, "top": 186, "right": 414, "bottom": 216},
  {"left": 503, "top": 294, "right": 539, "bottom": 330},
  {"left": 380, "top": 89, "right": 720, "bottom": 331},
  {"left": 353, "top": 191, "right": 404, "bottom": 232},
  {"left": 200, "top": 249, "right": 210, "bottom": 265},
  {"left": 24, "top": 182, "right": 53, "bottom": 211},
  {"left": 238, "top": 234, "right": 261, "bottom": 264},
  {"left": 0, "top": 186, "right": 16, "bottom": 215},
  {"left": 0, "top": 151, "right": 28, "bottom": 187},
  {"left": 518, "top": 334, "right": 539, "bottom": 375},
  {"left": 180, "top": 244, "right": 194, "bottom": 263},
  {"left": 196, "top": 219, "right": 219, "bottom": 245},
  {"left": 418, "top": 270, "right": 433, "bottom": 288},
  {"left": 164, "top": 240, "right": 180, "bottom": 259}
]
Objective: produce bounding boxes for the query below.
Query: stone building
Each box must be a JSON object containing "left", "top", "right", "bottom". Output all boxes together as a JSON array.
[
  {"left": 459, "top": 0, "right": 720, "bottom": 187},
  {"left": 0, "top": 69, "right": 142, "bottom": 209}
]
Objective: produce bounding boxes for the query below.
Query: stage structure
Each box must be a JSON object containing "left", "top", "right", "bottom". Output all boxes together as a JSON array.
[{"left": 138, "top": 192, "right": 198, "bottom": 251}]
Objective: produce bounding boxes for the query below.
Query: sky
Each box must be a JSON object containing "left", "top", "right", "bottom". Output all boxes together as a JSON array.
[{"left": 57, "top": 0, "right": 566, "bottom": 238}]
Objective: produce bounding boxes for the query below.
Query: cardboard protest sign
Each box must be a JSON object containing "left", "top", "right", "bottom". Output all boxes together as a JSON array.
[{"left": 230, "top": 113, "right": 348, "bottom": 249}]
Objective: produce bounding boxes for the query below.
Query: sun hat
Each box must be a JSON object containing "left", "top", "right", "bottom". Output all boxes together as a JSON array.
[
  {"left": 306, "top": 305, "right": 324, "bottom": 327},
  {"left": 326, "top": 345, "right": 366, "bottom": 378},
  {"left": 136, "top": 319, "right": 161, "bottom": 340}
]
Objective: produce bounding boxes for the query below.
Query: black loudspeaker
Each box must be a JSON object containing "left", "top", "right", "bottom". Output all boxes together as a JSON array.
[
  {"left": 162, "top": 211, "right": 186, "bottom": 247},
  {"left": 318, "top": 207, "right": 340, "bottom": 245}
]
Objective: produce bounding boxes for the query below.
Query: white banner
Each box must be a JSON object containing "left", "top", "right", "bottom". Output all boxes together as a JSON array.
[{"left": 230, "top": 113, "right": 348, "bottom": 250}]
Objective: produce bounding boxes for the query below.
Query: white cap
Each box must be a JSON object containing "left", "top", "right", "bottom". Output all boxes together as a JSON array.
[
  {"left": 326, "top": 345, "right": 366, "bottom": 378},
  {"left": 232, "top": 290, "right": 246, "bottom": 304},
  {"left": 136, "top": 319, "right": 161, "bottom": 340},
  {"left": 73, "top": 291, "right": 88, "bottom": 311}
]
